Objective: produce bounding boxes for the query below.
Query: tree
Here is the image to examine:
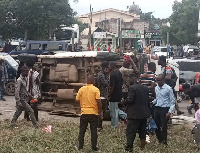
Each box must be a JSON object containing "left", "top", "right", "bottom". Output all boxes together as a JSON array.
[
  {"left": 0, "top": 0, "right": 75, "bottom": 40},
  {"left": 128, "top": 2, "right": 142, "bottom": 15},
  {"left": 128, "top": 2, "right": 162, "bottom": 30},
  {"left": 167, "top": 0, "right": 200, "bottom": 45},
  {"left": 74, "top": 17, "right": 86, "bottom": 33}
]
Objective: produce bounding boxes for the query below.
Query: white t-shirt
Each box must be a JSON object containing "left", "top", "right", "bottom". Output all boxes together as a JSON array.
[{"left": 183, "top": 45, "right": 189, "bottom": 53}]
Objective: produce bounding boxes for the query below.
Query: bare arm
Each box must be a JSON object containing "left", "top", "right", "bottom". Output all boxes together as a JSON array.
[
  {"left": 97, "top": 99, "right": 102, "bottom": 114},
  {"left": 150, "top": 82, "right": 157, "bottom": 99},
  {"left": 75, "top": 88, "right": 82, "bottom": 102}
]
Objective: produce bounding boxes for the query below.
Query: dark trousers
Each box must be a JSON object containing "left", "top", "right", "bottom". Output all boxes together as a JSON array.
[
  {"left": 154, "top": 107, "right": 169, "bottom": 144},
  {"left": 126, "top": 119, "right": 147, "bottom": 149},
  {"left": 0, "top": 81, "right": 5, "bottom": 99},
  {"left": 24, "top": 102, "right": 38, "bottom": 121},
  {"left": 11, "top": 102, "right": 38, "bottom": 128},
  {"left": 98, "top": 101, "right": 108, "bottom": 129},
  {"left": 79, "top": 114, "right": 98, "bottom": 149},
  {"left": 150, "top": 105, "right": 155, "bottom": 119}
]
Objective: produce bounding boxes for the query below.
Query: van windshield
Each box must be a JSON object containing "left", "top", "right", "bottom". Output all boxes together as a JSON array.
[
  {"left": 4, "top": 55, "right": 18, "bottom": 70},
  {"left": 161, "top": 48, "right": 167, "bottom": 52}
]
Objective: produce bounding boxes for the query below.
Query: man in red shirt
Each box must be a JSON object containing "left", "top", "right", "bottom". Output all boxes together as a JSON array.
[
  {"left": 195, "top": 72, "right": 200, "bottom": 84},
  {"left": 107, "top": 44, "right": 111, "bottom": 52},
  {"left": 90, "top": 45, "right": 94, "bottom": 51},
  {"left": 97, "top": 45, "right": 100, "bottom": 51}
]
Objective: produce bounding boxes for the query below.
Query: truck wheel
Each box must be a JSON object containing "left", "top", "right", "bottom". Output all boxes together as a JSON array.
[{"left": 5, "top": 82, "right": 15, "bottom": 96}]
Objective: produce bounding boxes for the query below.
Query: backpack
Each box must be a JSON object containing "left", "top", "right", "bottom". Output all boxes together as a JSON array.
[{"left": 164, "top": 66, "right": 178, "bottom": 88}]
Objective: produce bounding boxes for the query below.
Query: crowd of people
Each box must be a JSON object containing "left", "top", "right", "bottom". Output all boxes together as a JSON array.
[
  {"left": 1, "top": 53, "right": 200, "bottom": 152},
  {"left": 75, "top": 55, "right": 199, "bottom": 152}
]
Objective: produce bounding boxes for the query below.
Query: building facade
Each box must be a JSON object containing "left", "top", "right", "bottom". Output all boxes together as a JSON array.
[{"left": 79, "top": 8, "right": 164, "bottom": 52}]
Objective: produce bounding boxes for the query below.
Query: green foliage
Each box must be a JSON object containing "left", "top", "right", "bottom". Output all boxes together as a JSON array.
[
  {"left": 0, "top": 0, "right": 76, "bottom": 40},
  {"left": 74, "top": 17, "right": 86, "bottom": 33},
  {"left": 128, "top": 2, "right": 165, "bottom": 32},
  {"left": 164, "top": 0, "right": 200, "bottom": 45},
  {"left": 0, "top": 120, "right": 199, "bottom": 153},
  {"left": 128, "top": 2, "right": 142, "bottom": 15}
]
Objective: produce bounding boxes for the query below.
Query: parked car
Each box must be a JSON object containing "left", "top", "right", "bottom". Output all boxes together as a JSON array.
[
  {"left": 172, "top": 58, "right": 200, "bottom": 84},
  {"left": 0, "top": 52, "right": 18, "bottom": 95},
  {"left": 183, "top": 45, "right": 199, "bottom": 57},
  {"left": 152, "top": 46, "right": 168, "bottom": 57}
]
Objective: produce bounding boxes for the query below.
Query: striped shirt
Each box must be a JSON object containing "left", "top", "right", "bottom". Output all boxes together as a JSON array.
[{"left": 140, "top": 71, "right": 156, "bottom": 101}]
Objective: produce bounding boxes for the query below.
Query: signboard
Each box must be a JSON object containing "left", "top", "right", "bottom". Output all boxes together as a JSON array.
[
  {"left": 145, "top": 32, "right": 161, "bottom": 39},
  {"left": 93, "top": 32, "right": 106, "bottom": 38},
  {"left": 122, "top": 30, "right": 141, "bottom": 38}
]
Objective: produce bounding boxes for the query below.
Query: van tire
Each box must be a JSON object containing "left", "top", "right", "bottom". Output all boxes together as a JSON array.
[{"left": 5, "top": 82, "right": 15, "bottom": 96}]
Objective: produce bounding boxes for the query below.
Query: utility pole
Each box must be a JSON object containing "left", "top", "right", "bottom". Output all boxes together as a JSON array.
[
  {"left": 88, "top": 4, "right": 93, "bottom": 50},
  {"left": 167, "top": 32, "right": 169, "bottom": 58},
  {"left": 119, "top": 13, "right": 122, "bottom": 54},
  {"left": 72, "top": 30, "right": 75, "bottom": 52}
]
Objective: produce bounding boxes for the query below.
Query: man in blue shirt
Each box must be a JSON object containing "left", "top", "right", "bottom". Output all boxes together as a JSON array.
[{"left": 153, "top": 74, "right": 175, "bottom": 145}]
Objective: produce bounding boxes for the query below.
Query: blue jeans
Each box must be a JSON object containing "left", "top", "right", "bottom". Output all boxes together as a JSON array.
[
  {"left": 188, "top": 104, "right": 193, "bottom": 112},
  {"left": 109, "top": 102, "right": 127, "bottom": 128}
]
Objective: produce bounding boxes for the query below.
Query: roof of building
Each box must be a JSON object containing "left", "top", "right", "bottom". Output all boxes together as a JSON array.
[{"left": 79, "top": 8, "right": 139, "bottom": 18}]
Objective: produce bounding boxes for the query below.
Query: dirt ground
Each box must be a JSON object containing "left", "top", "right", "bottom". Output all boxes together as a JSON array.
[
  {"left": 0, "top": 96, "right": 196, "bottom": 125},
  {"left": 0, "top": 96, "right": 80, "bottom": 123}
]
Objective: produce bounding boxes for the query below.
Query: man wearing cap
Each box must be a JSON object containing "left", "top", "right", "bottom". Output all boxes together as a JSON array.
[{"left": 0, "top": 57, "right": 8, "bottom": 101}]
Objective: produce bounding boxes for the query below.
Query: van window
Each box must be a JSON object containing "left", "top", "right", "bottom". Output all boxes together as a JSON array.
[
  {"left": 161, "top": 48, "right": 167, "bottom": 52},
  {"left": 42, "top": 44, "right": 47, "bottom": 50},
  {"left": 29, "top": 43, "right": 41, "bottom": 50},
  {"left": 59, "top": 44, "right": 63, "bottom": 50}
]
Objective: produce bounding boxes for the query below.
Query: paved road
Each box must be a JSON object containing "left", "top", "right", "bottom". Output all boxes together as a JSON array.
[{"left": 0, "top": 96, "right": 80, "bottom": 123}]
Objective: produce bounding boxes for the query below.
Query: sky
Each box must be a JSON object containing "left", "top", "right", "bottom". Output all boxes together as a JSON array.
[{"left": 70, "top": 0, "right": 181, "bottom": 19}]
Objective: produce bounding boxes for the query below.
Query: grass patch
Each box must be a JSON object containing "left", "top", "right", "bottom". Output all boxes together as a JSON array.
[{"left": 0, "top": 120, "right": 199, "bottom": 153}]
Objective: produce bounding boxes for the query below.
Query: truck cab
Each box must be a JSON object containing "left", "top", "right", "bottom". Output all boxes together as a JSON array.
[{"left": 9, "top": 41, "right": 68, "bottom": 59}]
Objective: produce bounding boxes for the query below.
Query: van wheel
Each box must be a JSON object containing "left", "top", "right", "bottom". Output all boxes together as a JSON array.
[{"left": 5, "top": 82, "right": 15, "bottom": 96}]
